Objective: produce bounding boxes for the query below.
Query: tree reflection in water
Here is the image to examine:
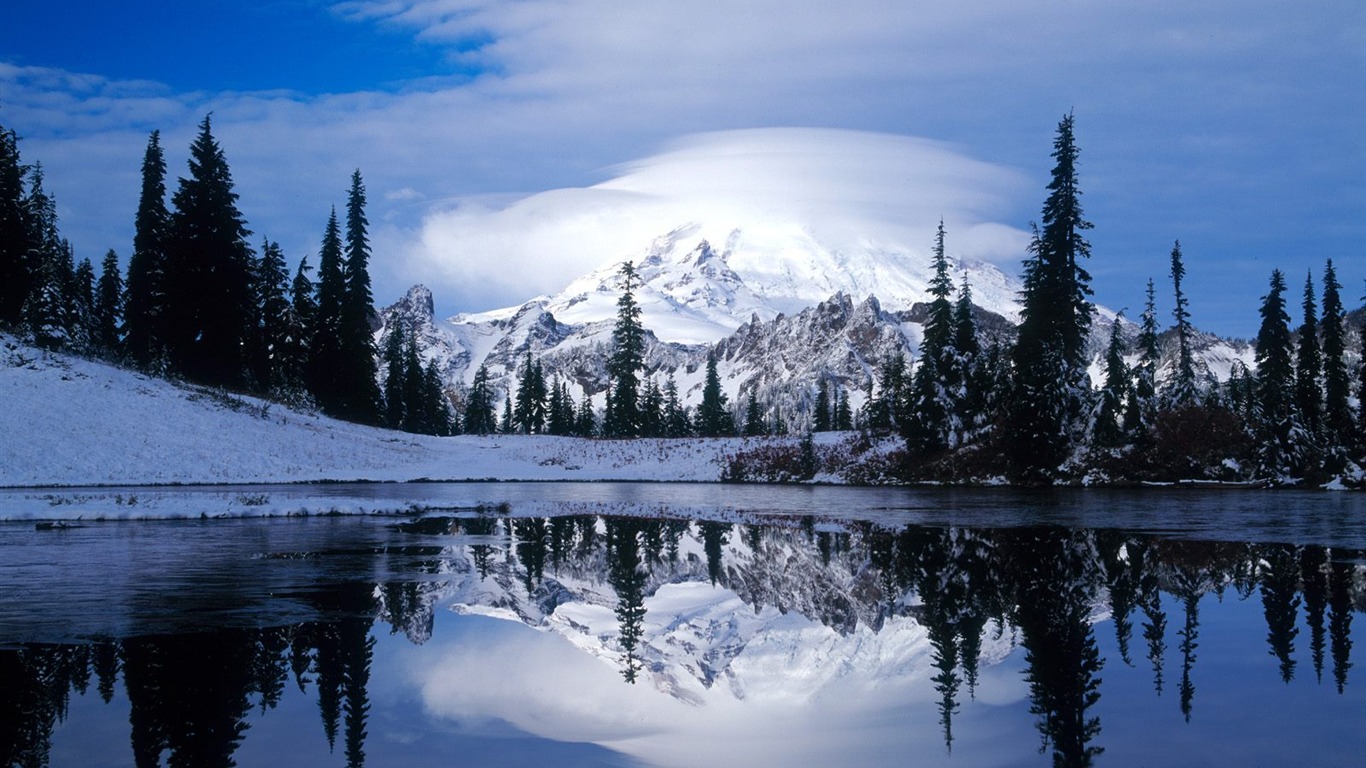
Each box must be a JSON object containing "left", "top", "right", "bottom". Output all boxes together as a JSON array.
[{"left": 2, "top": 511, "right": 1363, "bottom": 767}]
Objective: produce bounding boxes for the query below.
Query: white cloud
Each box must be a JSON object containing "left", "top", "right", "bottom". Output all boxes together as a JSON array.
[
  {"left": 399, "top": 128, "right": 1033, "bottom": 311},
  {"left": 2, "top": 1, "right": 1360, "bottom": 332}
]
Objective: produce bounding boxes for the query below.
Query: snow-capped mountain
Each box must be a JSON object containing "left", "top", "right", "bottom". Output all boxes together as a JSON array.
[
  {"left": 378, "top": 221, "right": 1254, "bottom": 424},
  {"left": 379, "top": 222, "right": 1019, "bottom": 417}
]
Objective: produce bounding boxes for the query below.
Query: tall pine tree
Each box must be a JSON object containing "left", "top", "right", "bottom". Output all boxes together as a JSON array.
[
  {"left": 1294, "top": 271, "right": 1322, "bottom": 437},
  {"left": 1167, "top": 240, "right": 1198, "bottom": 405},
  {"left": 93, "top": 249, "right": 124, "bottom": 355},
  {"left": 310, "top": 208, "right": 346, "bottom": 411},
  {"left": 1008, "top": 114, "right": 1095, "bottom": 482},
  {"left": 1125, "top": 277, "right": 1158, "bottom": 431},
  {"left": 337, "top": 170, "right": 381, "bottom": 423},
  {"left": 743, "top": 390, "right": 766, "bottom": 436},
  {"left": 251, "top": 239, "right": 294, "bottom": 393},
  {"left": 1319, "top": 260, "right": 1351, "bottom": 443},
  {"left": 696, "top": 352, "right": 732, "bottom": 437},
  {"left": 382, "top": 320, "right": 408, "bottom": 429},
  {"left": 162, "top": 115, "right": 255, "bottom": 387},
  {"left": 1253, "top": 270, "right": 1300, "bottom": 477},
  {"left": 606, "top": 261, "right": 645, "bottom": 437},
  {"left": 464, "top": 363, "right": 497, "bottom": 435},
  {"left": 284, "top": 255, "right": 317, "bottom": 398},
  {"left": 1092, "top": 317, "right": 1129, "bottom": 447},
  {"left": 20, "top": 166, "right": 72, "bottom": 349},
  {"left": 513, "top": 350, "right": 548, "bottom": 434},
  {"left": 953, "top": 276, "right": 986, "bottom": 441},
  {"left": 906, "top": 221, "right": 958, "bottom": 453},
  {"left": 813, "top": 376, "right": 832, "bottom": 432},
  {"left": 123, "top": 130, "right": 170, "bottom": 368}
]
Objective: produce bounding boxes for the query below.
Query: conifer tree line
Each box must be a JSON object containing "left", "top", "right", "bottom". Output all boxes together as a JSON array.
[
  {"left": 859, "top": 113, "right": 1366, "bottom": 485},
  {"left": 7, "top": 112, "right": 1366, "bottom": 482},
  {"left": 1, "top": 116, "right": 454, "bottom": 435},
  {"left": 727, "top": 113, "right": 1366, "bottom": 486}
]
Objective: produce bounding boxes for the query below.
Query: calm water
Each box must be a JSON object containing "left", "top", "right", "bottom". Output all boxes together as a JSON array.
[{"left": 2, "top": 483, "right": 1364, "bottom": 767}]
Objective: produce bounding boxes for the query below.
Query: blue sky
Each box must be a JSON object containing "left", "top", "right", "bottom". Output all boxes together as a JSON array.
[
  {"left": 0, "top": 1, "right": 457, "bottom": 93},
  {"left": 1, "top": 1, "right": 1363, "bottom": 337}
]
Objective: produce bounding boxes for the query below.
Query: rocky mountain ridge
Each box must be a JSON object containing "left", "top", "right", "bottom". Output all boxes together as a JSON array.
[{"left": 377, "top": 224, "right": 1255, "bottom": 428}]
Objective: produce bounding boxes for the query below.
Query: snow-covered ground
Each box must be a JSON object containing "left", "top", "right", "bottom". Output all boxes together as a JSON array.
[{"left": 0, "top": 335, "right": 776, "bottom": 490}]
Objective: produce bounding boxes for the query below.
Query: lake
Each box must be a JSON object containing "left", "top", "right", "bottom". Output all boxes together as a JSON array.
[{"left": 2, "top": 483, "right": 1364, "bottom": 767}]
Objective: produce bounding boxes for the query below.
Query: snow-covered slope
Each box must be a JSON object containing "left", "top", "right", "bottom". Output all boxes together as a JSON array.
[{"left": 0, "top": 335, "right": 764, "bottom": 488}]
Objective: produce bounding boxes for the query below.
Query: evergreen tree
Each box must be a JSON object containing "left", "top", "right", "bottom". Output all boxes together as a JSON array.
[
  {"left": 463, "top": 363, "right": 497, "bottom": 435},
  {"left": 1294, "top": 271, "right": 1323, "bottom": 436},
  {"left": 923, "top": 220, "right": 957, "bottom": 362},
  {"left": 285, "top": 255, "right": 317, "bottom": 397},
  {"left": 548, "top": 379, "right": 576, "bottom": 436},
  {"left": 1008, "top": 114, "right": 1095, "bottom": 482},
  {"left": 906, "top": 221, "right": 960, "bottom": 452},
  {"left": 606, "top": 261, "right": 645, "bottom": 437},
  {"left": 638, "top": 378, "right": 664, "bottom": 437},
  {"left": 123, "top": 130, "right": 170, "bottom": 368},
  {"left": 696, "top": 352, "right": 732, "bottom": 436},
  {"left": 663, "top": 374, "right": 690, "bottom": 437},
  {"left": 953, "top": 275, "right": 981, "bottom": 363},
  {"left": 835, "top": 388, "right": 854, "bottom": 431},
  {"left": 1167, "top": 241, "right": 1198, "bottom": 405},
  {"left": 601, "top": 383, "right": 617, "bottom": 437},
  {"left": 251, "top": 239, "right": 293, "bottom": 393},
  {"left": 575, "top": 392, "right": 597, "bottom": 437},
  {"left": 1224, "top": 360, "right": 1257, "bottom": 424},
  {"left": 162, "top": 115, "right": 255, "bottom": 387},
  {"left": 513, "top": 351, "right": 547, "bottom": 434},
  {"left": 906, "top": 351, "right": 951, "bottom": 454},
  {"left": 813, "top": 377, "right": 831, "bottom": 432},
  {"left": 500, "top": 395, "right": 514, "bottom": 435},
  {"left": 743, "top": 390, "right": 766, "bottom": 436},
  {"left": 421, "top": 359, "right": 453, "bottom": 436},
  {"left": 545, "top": 379, "right": 564, "bottom": 435},
  {"left": 20, "top": 167, "right": 72, "bottom": 349},
  {"left": 399, "top": 331, "right": 426, "bottom": 433},
  {"left": 1254, "top": 270, "right": 1301, "bottom": 477},
  {"left": 1092, "top": 317, "right": 1129, "bottom": 447},
  {"left": 382, "top": 322, "right": 407, "bottom": 429},
  {"left": 93, "top": 249, "right": 123, "bottom": 355},
  {"left": 1319, "top": 260, "right": 1351, "bottom": 443},
  {"left": 311, "top": 208, "right": 346, "bottom": 410},
  {"left": 71, "top": 256, "right": 96, "bottom": 349},
  {"left": 23, "top": 241, "right": 73, "bottom": 350},
  {"left": 0, "top": 124, "right": 34, "bottom": 327},
  {"left": 868, "top": 352, "right": 907, "bottom": 431},
  {"left": 952, "top": 276, "right": 984, "bottom": 437},
  {"left": 337, "top": 170, "right": 381, "bottom": 423},
  {"left": 1133, "top": 279, "right": 1160, "bottom": 421}
]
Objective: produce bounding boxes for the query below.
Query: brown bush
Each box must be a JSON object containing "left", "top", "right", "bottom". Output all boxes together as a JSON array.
[{"left": 1143, "top": 404, "right": 1254, "bottom": 481}]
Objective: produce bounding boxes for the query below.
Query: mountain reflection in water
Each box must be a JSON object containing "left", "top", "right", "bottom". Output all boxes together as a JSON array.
[{"left": 2, "top": 504, "right": 1364, "bottom": 767}]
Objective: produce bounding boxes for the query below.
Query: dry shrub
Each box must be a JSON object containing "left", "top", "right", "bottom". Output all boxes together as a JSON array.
[{"left": 1143, "top": 404, "right": 1253, "bottom": 481}]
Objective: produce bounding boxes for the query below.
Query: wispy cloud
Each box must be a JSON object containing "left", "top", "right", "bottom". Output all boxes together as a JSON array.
[{"left": 400, "top": 128, "right": 1033, "bottom": 310}]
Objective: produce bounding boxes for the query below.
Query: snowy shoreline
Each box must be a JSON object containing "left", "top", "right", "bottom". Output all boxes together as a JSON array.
[{"left": 3, "top": 336, "right": 803, "bottom": 489}]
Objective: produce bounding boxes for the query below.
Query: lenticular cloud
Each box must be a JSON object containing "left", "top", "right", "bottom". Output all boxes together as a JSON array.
[{"left": 402, "top": 128, "right": 1032, "bottom": 312}]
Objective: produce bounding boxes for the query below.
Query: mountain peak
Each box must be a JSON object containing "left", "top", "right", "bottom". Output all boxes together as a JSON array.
[{"left": 392, "top": 284, "right": 435, "bottom": 325}]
